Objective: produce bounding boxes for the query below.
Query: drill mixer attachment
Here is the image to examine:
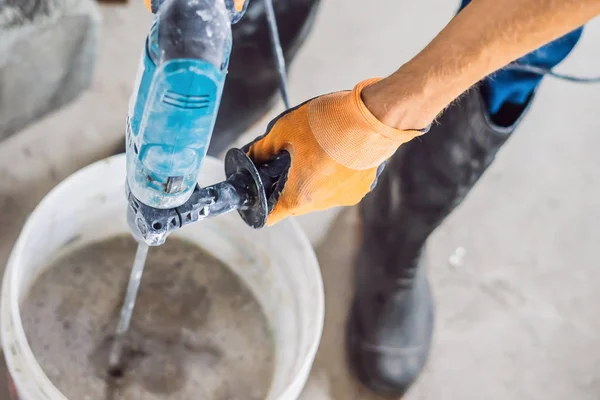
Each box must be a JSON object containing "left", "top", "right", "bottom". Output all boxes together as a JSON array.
[
  {"left": 112, "top": 0, "right": 291, "bottom": 374},
  {"left": 127, "top": 149, "right": 290, "bottom": 246}
]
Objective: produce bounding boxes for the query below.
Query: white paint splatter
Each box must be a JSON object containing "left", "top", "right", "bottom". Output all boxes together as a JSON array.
[
  {"left": 448, "top": 246, "right": 466, "bottom": 268},
  {"left": 196, "top": 9, "right": 213, "bottom": 21}
]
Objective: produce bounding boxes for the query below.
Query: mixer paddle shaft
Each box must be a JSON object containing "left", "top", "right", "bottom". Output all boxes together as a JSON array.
[{"left": 108, "top": 242, "right": 149, "bottom": 373}]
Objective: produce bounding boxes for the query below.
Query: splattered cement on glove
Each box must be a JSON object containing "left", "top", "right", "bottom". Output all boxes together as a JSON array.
[{"left": 21, "top": 235, "right": 275, "bottom": 400}]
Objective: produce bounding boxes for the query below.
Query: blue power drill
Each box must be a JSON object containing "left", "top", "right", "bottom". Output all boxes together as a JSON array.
[
  {"left": 125, "top": 0, "right": 290, "bottom": 246},
  {"left": 110, "top": 0, "right": 291, "bottom": 372}
]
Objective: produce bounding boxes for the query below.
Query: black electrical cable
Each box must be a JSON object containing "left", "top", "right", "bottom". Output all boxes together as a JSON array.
[
  {"left": 505, "top": 63, "right": 600, "bottom": 84},
  {"left": 263, "top": 0, "right": 291, "bottom": 109}
]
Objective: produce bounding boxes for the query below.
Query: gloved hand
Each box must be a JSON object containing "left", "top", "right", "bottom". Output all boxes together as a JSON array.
[{"left": 245, "top": 78, "right": 427, "bottom": 225}]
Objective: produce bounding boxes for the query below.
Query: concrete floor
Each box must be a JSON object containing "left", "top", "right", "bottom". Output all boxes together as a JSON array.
[{"left": 2, "top": 0, "right": 600, "bottom": 399}]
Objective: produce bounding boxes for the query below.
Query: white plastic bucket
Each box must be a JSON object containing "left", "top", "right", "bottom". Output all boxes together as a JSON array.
[{"left": 1, "top": 154, "right": 324, "bottom": 400}]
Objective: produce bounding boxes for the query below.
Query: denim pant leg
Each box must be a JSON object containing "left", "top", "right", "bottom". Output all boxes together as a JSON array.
[{"left": 458, "top": 0, "right": 584, "bottom": 116}]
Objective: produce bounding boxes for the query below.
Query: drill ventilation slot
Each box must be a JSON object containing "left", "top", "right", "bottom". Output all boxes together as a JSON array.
[{"left": 162, "top": 91, "right": 211, "bottom": 109}]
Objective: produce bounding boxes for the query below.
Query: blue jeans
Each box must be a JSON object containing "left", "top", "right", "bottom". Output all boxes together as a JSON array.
[{"left": 459, "top": 0, "right": 584, "bottom": 116}]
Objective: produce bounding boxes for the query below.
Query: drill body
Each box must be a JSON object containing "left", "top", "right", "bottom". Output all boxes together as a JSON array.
[
  {"left": 126, "top": 0, "right": 232, "bottom": 211},
  {"left": 125, "top": 0, "right": 287, "bottom": 247}
]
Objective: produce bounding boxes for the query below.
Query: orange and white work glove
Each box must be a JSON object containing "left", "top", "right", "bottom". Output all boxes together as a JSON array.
[{"left": 245, "top": 79, "right": 427, "bottom": 226}]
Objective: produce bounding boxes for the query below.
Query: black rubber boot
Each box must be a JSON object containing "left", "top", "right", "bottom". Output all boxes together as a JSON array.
[
  {"left": 347, "top": 87, "right": 533, "bottom": 397},
  {"left": 208, "top": 0, "right": 322, "bottom": 155}
]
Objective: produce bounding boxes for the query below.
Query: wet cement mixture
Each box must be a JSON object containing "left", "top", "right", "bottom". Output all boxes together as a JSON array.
[{"left": 21, "top": 235, "right": 275, "bottom": 400}]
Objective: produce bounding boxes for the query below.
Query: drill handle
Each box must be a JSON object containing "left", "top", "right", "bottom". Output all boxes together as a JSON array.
[
  {"left": 255, "top": 151, "right": 291, "bottom": 209},
  {"left": 169, "top": 149, "right": 290, "bottom": 233},
  {"left": 223, "top": 149, "right": 291, "bottom": 228}
]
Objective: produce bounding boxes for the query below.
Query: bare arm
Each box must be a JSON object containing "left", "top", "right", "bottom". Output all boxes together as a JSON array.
[{"left": 362, "top": 0, "right": 600, "bottom": 130}]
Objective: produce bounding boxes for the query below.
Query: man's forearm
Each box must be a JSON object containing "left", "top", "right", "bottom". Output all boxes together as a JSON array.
[{"left": 363, "top": 0, "right": 600, "bottom": 130}]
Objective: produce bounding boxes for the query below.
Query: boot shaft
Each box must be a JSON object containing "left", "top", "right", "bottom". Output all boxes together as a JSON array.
[{"left": 360, "top": 88, "right": 533, "bottom": 272}]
